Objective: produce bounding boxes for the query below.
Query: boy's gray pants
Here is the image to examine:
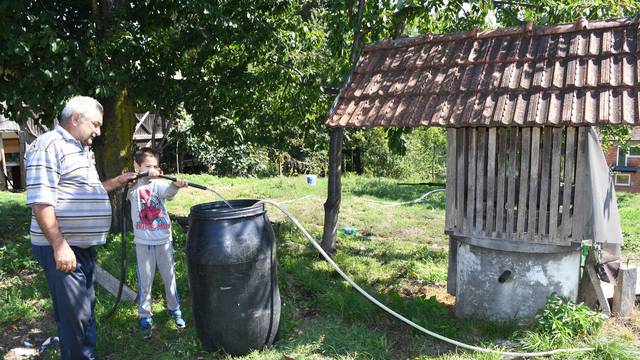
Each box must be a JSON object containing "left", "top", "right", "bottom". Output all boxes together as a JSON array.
[{"left": 135, "top": 242, "right": 180, "bottom": 319}]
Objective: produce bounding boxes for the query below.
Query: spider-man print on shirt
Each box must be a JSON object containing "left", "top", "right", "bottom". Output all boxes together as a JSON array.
[{"left": 136, "top": 187, "right": 170, "bottom": 230}]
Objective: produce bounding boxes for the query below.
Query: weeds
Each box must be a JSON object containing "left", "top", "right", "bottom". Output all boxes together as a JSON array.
[
  {"left": 517, "top": 293, "right": 639, "bottom": 359},
  {"left": 533, "top": 293, "right": 605, "bottom": 347}
]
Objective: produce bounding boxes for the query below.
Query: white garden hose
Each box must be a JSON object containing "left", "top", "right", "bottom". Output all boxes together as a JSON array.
[
  {"left": 261, "top": 199, "right": 598, "bottom": 358},
  {"left": 366, "top": 188, "right": 446, "bottom": 207}
]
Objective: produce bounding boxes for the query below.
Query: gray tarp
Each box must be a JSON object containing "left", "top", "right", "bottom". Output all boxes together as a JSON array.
[{"left": 585, "top": 128, "right": 623, "bottom": 246}]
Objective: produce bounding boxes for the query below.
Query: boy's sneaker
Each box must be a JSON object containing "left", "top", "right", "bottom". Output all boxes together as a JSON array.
[
  {"left": 139, "top": 317, "right": 153, "bottom": 338},
  {"left": 169, "top": 309, "right": 186, "bottom": 329}
]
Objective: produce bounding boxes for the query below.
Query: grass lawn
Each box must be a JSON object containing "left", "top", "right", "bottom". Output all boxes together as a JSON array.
[{"left": 1, "top": 175, "right": 639, "bottom": 359}]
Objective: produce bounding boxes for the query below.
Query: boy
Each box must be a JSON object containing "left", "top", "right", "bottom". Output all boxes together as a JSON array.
[{"left": 129, "top": 147, "right": 187, "bottom": 335}]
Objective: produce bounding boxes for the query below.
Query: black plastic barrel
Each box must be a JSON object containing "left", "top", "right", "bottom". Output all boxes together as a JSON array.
[{"left": 187, "top": 199, "right": 280, "bottom": 355}]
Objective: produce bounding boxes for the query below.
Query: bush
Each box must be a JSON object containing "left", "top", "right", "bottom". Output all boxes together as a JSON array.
[
  {"left": 519, "top": 293, "right": 606, "bottom": 351},
  {"left": 356, "top": 127, "right": 447, "bottom": 180},
  {"left": 534, "top": 293, "right": 605, "bottom": 345}
]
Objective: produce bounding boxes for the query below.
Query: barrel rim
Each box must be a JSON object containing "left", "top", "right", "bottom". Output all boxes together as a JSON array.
[{"left": 189, "top": 199, "right": 266, "bottom": 221}]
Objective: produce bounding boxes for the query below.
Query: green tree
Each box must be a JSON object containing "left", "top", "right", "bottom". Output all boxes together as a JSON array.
[{"left": 1, "top": 0, "right": 190, "bottom": 228}]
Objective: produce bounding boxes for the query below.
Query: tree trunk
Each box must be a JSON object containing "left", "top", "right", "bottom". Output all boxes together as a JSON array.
[
  {"left": 354, "top": 146, "right": 364, "bottom": 175},
  {"left": 320, "top": 0, "right": 365, "bottom": 255},
  {"left": 321, "top": 127, "right": 344, "bottom": 254},
  {"left": 93, "top": 89, "right": 136, "bottom": 232}
]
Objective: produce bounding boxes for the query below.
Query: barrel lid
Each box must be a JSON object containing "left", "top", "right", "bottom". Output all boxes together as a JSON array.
[{"left": 189, "top": 199, "right": 266, "bottom": 221}]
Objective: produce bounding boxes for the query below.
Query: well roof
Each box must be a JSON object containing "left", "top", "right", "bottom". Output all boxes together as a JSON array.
[{"left": 326, "top": 18, "right": 640, "bottom": 128}]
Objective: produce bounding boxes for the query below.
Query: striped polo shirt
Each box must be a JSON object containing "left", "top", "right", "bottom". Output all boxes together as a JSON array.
[{"left": 25, "top": 126, "right": 112, "bottom": 246}]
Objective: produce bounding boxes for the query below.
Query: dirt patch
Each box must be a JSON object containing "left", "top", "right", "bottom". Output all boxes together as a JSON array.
[
  {"left": 603, "top": 311, "right": 640, "bottom": 342},
  {"left": 1, "top": 315, "right": 57, "bottom": 359},
  {"left": 384, "top": 319, "right": 456, "bottom": 358},
  {"left": 393, "top": 279, "right": 455, "bottom": 307}
]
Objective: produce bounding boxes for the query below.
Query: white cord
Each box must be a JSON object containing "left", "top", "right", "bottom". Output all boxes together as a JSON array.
[
  {"left": 261, "top": 200, "right": 597, "bottom": 359},
  {"left": 366, "top": 189, "right": 446, "bottom": 207}
]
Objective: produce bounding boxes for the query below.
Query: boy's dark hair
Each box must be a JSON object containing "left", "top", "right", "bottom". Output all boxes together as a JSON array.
[{"left": 134, "top": 147, "right": 159, "bottom": 165}]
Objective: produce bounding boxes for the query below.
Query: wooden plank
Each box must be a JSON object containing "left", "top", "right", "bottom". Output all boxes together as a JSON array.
[
  {"left": 527, "top": 127, "right": 541, "bottom": 237},
  {"left": 445, "top": 128, "right": 457, "bottom": 232},
  {"left": 475, "top": 127, "right": 486, "bottom": 234},
  {"left": 586, "top": 265, "right": 612, "bottom": 316},
  {"left": 505, "top": 128, "right": 520, "bottom": 237},
  {"left": 571, "top": 127, "right": 589, "bottom": 242},
  {"left": 495, "top": 127, "right": 508, "bottom": 236},
  {"left": 446, "top": 236, "right": 458, "bottom": 296},
  {"left": 465, "top": 128, "right": 477, "bottom": 235},
  {"left": 95, "top": 265, "right": 137, "bottom": 303},
  {"left": 18, "top": 131, "right": 26, "bottom": 189},
  {"left": 485, "top": 128, "right": 497, "bottom": 235},
  {"left": 548, "top": 128, "right": 563, "bottom": 241},
  {"left": 612, "top": 266, "right": 638, "bottom": 318},
  {"left": 537, "top": 128, "right": 553, "bottom": 237},
  {"left": 560, "top": 127, "right": 577, "bottom": 243},
  {"left": 580, "top": 250, "right": 611, "bottom": 316},
  {"left": 456, "top": 128, "right": 466, "bottom": 235},
  {"left": 517, "top": 128, "right": 531, "bottom": 236}
]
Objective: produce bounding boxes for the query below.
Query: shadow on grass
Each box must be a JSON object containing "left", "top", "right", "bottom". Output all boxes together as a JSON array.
[
  {"left": 338, "top": 236, "right": 448, "bottom": 264},
  {"left": 273, "top": 222, "right": 515, "bottom": 358},
  {"left": 348, "top": 179, "right": 446, "bottom": 209}
]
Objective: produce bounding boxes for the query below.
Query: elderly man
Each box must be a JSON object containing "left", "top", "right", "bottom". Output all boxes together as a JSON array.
[{"left": 25, "top": 96, "right": 136, "bottom": 360}]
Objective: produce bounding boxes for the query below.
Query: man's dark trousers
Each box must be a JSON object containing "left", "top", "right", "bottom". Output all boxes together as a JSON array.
[{"left": 32, "top": 245, "right": 98, "bottom": 360}]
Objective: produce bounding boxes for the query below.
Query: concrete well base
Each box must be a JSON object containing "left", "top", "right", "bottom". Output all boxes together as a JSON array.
[{"left": 453, "top": 238, "right": 580, "bottom": 324}]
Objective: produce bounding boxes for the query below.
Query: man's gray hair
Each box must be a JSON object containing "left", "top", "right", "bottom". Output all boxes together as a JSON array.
[{"left": 60, "top": 96, "right": 104, "bottom": 125}]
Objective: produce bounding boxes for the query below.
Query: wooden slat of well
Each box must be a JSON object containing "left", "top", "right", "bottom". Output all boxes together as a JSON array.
[
  {"left": 517, "top": 128, "right": 531, "bottom": 237},
  {"left": 456, "top": 128, "right": 466, "bottom": 234},
  {"left": 445, "top": 128, "right": 457, "bottom": 232},
  {"left": 560, "top": 127, "right": 577, "bottom": 243},
  {"left": 475, "top": 128, "right": 486, "bottom": 234},
  {"left": 537, "top": 127, "right": 554, "bottom": 238},
  {"left": 571, "top": 127, "right": 589, "bottom": 242},
  {"left": 548, "top": 127, "right": 563, "bottom": 240},
  {"left": 506, "top": 128, "right": 520, "bottom": 237},
  {"left": 466, "top": 128, "right": 477, "bottom": 234},
  {"left": 485, "top": 128, "right": 497, "bottom": 235},
  {"left": 495, "top": 127, "right": 509, "bottom": 236},
  {"left": 527, "top": 127, "right": 541, "bottom": 237}
]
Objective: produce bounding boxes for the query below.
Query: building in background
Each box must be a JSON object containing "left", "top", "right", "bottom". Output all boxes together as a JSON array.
[
  {"left": 0, "top": 115, "right": 26, "bottom": 190},
  {"left": 606, "top": 126, "right": 640, "bottom": 193}
]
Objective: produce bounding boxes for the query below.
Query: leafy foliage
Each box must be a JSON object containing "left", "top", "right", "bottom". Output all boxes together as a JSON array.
[{"left": 529, "top": 293, "right": 605, "bottom": 348}]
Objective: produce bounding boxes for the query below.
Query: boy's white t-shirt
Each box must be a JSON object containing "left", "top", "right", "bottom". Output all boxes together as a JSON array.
[{"left": 128, "top": 178, "right": 179, "bottom": 245}]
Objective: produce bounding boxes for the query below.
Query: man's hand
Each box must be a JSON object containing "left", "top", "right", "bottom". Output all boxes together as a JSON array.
[
  {"left": 53, "top": 241, "right": 77, "bottom": 272},
  {"left": 103, "top": 172, "right": 138, "bottom": 192},
  {"left": 32, "top": 204, "right": 76, "bottom": 272},
  {"left": 117, "top": 172, "right": 138, "bottom": 187}
]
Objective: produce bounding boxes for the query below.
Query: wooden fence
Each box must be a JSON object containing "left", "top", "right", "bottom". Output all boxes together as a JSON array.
[{"left": 445, "top": 126, "right": 590, "bottom": 245}]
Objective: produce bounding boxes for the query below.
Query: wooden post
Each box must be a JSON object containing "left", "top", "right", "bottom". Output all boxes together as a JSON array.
[
  {"left": 0, "top": 134, "right": 5, "bottom": 190},
  {"left": 18, "top": 131, "right": 26, "bottom": 189},
  {"left": 321, "top": 0, "right": 365, "bottom": 254},
  {"left": 612, "top": 266, "right": 637, "bottom": 317},
  {"left": 445, "top": 128, "right": 457, "bottom": 232},
  {"left": 548, "top": 128, "right": 563, "bottom": 240},
  {"left": 321, "top": 127, "right": 344, "bottom": 254},
  {"left": 446, "top": 236, "right": 458, "bottom": 296}
]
